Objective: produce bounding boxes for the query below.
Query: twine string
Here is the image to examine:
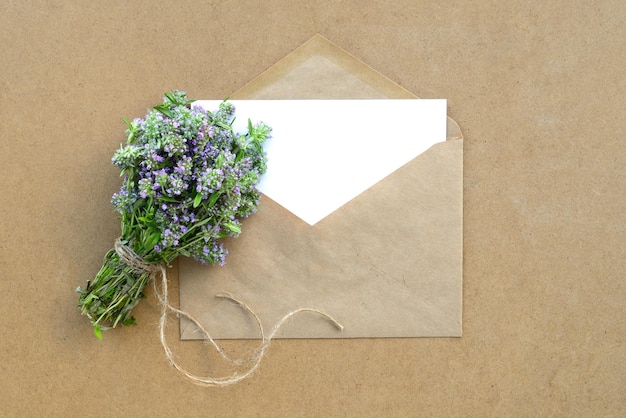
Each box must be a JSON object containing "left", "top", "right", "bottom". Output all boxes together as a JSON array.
[{"left": 114, "top": 238, "right": 343, "bottom": 387}]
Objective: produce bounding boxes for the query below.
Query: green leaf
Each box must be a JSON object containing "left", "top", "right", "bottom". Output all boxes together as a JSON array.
[
  {"left": 93, "top": 325, "right": 103, "bottom": 340},
  {"left": 122, "top": 317, "right": 137, "bottom": 327},
  {"left": 208, "top": 191, "right": 221, "bottom": 207},
  {"left": 164, "top": 92, "right": 176, "bottom": 103},
  {"left": 83, "top": 294, "right": 99, "bottom": 304},
  {"left": 193, "top": 217, "right": 212, "bottom": 228},
  {"left": 193, "top": 193, "right": 203, "bottom": 208},
  {"left": 235, "top": 149, "right": 245, "bottom": 163},
  {"left": 215, "top": 121, "right": 231, "bottom": 131},
  {"left": 154, "top": 104, "right": 174, "bottom": 118},
  {"left": 216, "top": 153, "right": 225, "bottom": 168},
  {"left": 132, "top": 198, "right": 146, "bottom": 212},
  {"left": 224, "top": 222, "right": 241, "bottom": 235},
  {"left": 146, "top": 232, "right": 160, "bottom": 249}
]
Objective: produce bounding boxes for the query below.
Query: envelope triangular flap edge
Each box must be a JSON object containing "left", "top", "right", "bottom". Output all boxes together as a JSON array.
[{"left": 196, "top": 98, "right": 448, "bottom": 225}]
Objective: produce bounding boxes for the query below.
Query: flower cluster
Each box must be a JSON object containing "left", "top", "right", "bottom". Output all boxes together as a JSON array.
[
  {"left": 77, "top": 91, "right": 270, "bottom": 336},
  {"left": 111, "top": 91, "right": 269, "bottom": 266}
]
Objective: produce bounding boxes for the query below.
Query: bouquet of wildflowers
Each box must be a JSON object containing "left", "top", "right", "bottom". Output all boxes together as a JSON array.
[{"left": 77, "top": 91, "right": 270, "bottom": 339}]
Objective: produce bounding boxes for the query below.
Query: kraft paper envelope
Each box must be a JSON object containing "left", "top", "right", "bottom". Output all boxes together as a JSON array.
[{"left": 178, "top": 34, "right": 463, "bottom": 339}]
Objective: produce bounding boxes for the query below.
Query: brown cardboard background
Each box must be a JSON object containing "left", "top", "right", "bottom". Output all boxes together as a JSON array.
[{"left": 1, "top": 1, "right": 624, "bottom": 416}]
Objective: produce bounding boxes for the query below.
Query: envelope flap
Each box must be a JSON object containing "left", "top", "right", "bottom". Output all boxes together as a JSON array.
[
  {"left": 232, "top": 34, "right": 464, "bottom": 141},
  {"left": 231, "top": 34, "right": 416, "bottom": 100}
]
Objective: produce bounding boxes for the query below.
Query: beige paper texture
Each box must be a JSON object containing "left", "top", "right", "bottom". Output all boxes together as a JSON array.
[{"left": 179, "top": 34, "right": 463, "bottom": 339}]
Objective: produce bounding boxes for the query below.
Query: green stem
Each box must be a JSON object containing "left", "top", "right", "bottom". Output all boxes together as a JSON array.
[{"left": 77, "top": 250, "right": 152, "bottom": 333}]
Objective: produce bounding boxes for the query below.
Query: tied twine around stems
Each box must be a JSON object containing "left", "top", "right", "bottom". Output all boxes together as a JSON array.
[{"left": 113, "top": 238, "right": 344, "bottom": 387}]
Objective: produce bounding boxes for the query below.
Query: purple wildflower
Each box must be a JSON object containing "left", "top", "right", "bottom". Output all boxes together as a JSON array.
[{"left": 109, "top": 91, "right": 270, "bottom": 266}]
